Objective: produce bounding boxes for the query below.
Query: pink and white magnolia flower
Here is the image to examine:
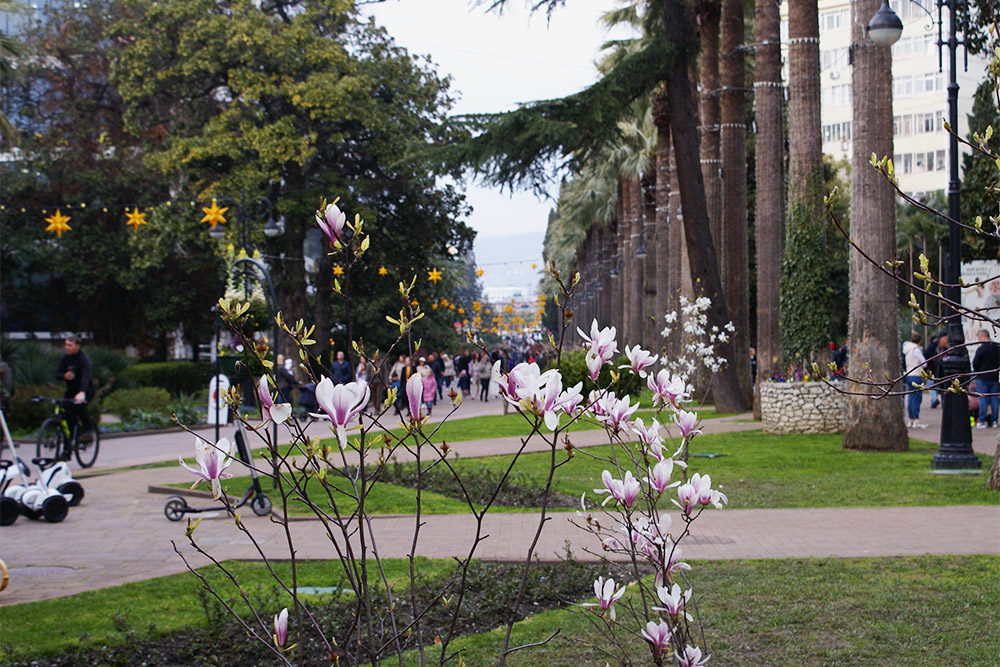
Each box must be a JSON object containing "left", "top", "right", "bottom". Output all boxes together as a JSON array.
[
  {"left": 630, "top": 417, "right": 664, "bottom": 450},
  {"left": 515, "top": 367, "right": 565, "bottom": 431},
  {"left": 405, "top": 373, "right": 424, "bottom": 423},
  {"left": 647, "top": 369, "right": 689, "bottom": 408},
  {"left": 179, "top": 437, "right": 236, "bottom": 500},
  {"left": 315, "top": 377, "right": 370, "bottom": 449},
  {"left": 621, "top": 345, "right": 658, "bottom": 377},
  {"left": 257, "top": 376, "right": 292, "bottom": 425},
  {"left": 675, "top": 473, "right": 727, "bottom": 515},
  {"left": 583, "top": 576, "right": 626, "bottom": 620},
  {"left": 673, "top": 409, "right": 701, "bottom": 438},
  {"left": 596, "top": 395, "right": 639, "bottom": 433},
  {"left": 647, "top": 458, "right": 681, "bottom": 494},
  {"left": 640, "top": 619, "right": 673, "bottom": 656},
  {"left": 558, "top": 382, "right": 585, "bottom": 417},
  {"left": 585, "top": 351, "right": 604, "bottom": 382},
  {"left": 587, "top": 389, "right": 610, "bottom": 418},
  {"left": 316, "top": 201, "right": 346, "bottom": 246},
  {"left": 678, "top": 645, "right": 711, "bottom": 667},
  {"left": 274, "top": 607, "right": 289, "bottom": 648},
  {"left": 595, "top": 469, "right": 641, "bottom": 508},
  {"left": 491, "top": 360, "right": 518, "bottom": 399},
  {"left": 578, "top": 319, "right": 618, "bottom": 362},
  {"left": 654, "top": 582, "right": 693, "bottom": 620}
]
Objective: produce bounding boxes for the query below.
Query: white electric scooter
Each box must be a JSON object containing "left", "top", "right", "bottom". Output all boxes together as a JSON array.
[{"left": 0, "top": 408, "right": 82, "bottom": 524}]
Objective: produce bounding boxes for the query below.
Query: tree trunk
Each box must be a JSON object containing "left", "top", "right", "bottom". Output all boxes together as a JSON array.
[
  {"left": 660, "top": 0, "right": 746, "bottom": 413},
  {"left": 653, "top": 87, "right": 673, "bottom": 358},
  {"left": 699, "top": 0, "right": 723, "bottom": 250},
  {"left": 843, "top": 0, "right": 908, "bottom": 451},
  {"left": 642, "top": 173, "right": 658, "bottom": 351},
  {"left": 754, "top": 0, "right": 786, "bottom": 412},
  {"left": 720, "top": 0, "right": 751, "bottom": 404}
]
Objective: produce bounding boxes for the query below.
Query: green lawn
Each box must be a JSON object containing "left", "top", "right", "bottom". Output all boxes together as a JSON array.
[
  {"left": 424, "top": 554, "right": 1000, "bottom": 666},
  {"left": 6, "top": 555, "right": 997, "bottom": 666}
]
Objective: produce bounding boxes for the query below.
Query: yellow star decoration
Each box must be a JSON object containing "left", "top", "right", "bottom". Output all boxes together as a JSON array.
[
  {"left": 333, "top": 264, "right": 344, "bottom": 277},
  {"left": 475, "top": 268, "right": 484, "bottom": 277},
  {"left": 44, "top": 209, "right": 72, "bottom": 238},
  {"left": 427, "top": 267, "right": 443, "bottom": 284},
  {"left": 432, "top": 302, "right": 439, "bottom": 310},
  {"left": 378, "top": 266, "right": 388, "bottom": 276},
  {"left": 457, "top": 307, "right": 464, "bottom": 315},
  {"left": 125, "top": 207, "right": 147, "bottom": 231},
  {"left": 531, "top": 263, "right": 537, "bottom": 269},
  {"left": 472, "top": 300, "right": 482, "bottom": 312},
  {"left": 200, "top": 198, "right": 228, "bottom": 229}
]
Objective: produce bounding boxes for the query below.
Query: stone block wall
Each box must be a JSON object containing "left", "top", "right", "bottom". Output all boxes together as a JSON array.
[{"left": 760, "top": 381, "right": 846, "bottom": 434}]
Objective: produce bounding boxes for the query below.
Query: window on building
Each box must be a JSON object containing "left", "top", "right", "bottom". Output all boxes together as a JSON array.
[
  {"left": 903, "top": 153, "right": 913, "bottom": 173},
  {"left": 936, "top": 150, "right": 945, "bottom": 171}
]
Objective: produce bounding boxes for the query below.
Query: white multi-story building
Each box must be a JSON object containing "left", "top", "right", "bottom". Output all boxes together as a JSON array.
[{"left": 784, "top": 0, "right": 989, "bottom": 199}]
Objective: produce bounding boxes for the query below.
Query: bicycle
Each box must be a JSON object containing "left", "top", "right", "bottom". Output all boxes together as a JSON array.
[{"left": 32, "top": 397, "right": 101, "bottom": 468}]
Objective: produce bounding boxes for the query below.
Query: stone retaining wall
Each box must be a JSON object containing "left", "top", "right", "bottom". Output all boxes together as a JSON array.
[{"left": 760, "top": 381, "right": 846, "bottom": 434}]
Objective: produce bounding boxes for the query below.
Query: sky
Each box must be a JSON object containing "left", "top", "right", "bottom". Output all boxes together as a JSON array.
[{"left": 360, "top": 0, "right": 625, "bottom": 289}]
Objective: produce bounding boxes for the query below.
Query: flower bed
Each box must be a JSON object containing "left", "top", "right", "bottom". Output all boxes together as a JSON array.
[{"left": 760, "top": 381, "right": 846, "bottom": 434}]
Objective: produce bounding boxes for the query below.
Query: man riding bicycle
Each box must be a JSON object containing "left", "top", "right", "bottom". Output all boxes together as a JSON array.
[{"left": 54, "top": 335, "right": 95, "bottom": 457}]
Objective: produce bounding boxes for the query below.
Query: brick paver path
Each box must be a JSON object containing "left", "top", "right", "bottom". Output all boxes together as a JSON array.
[{"left": 2, "top": 408, "right": 998, "bottom": 606}]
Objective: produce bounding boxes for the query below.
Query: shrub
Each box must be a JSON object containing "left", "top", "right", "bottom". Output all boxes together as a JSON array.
[
  {"left": 5, "top": 341, "right": 61, "bottom": 386},
  {"left": 168, "top": 392, "right": 203, "bottom": 425},
  {"left": 86, "top": 347, "right": 134, "bottom": 397},
  {"left": 105, "top": 387, "right": 173, "bottom": 421},
  {"left": 7, "top": 385, "right": 62, "bottom": 432},
  {"left": 118, "top": 361, "right": 214, "bottom": 396},
  {"left": 550, "top": 349, "right": 642, "bottom": 397}
]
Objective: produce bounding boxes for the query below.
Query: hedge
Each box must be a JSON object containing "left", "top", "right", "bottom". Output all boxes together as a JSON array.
[
  {"left": 104, "top": 387, "right": 173, "bottom": 421},
  {"left": 118, "top": 361, "right": 214, "bottom": 396},
  {"left": 547, "top": 349, "right": 642, "bottom": 398},
  {"left": 7, "top": 385, "right": 101, "bottom": 433}
]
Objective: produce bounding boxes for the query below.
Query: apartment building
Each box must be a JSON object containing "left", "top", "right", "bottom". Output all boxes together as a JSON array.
[{"left": 784, "top": 0, "right": 989, "bottom": 199}]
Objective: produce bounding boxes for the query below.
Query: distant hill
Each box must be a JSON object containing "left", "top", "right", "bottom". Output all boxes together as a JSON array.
[{"left": 474, "top": 231, "right": 545, "bottom": 292}]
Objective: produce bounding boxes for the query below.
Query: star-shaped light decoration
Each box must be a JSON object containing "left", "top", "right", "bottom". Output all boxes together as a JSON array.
[
  {"left": 427, "top": 267, "right": 443, "bottom": 284},
  {"left": 472, "top": 300, "right": 482, "bottom": 312},
  {"left": 200, "top": 198, "right": 228, "bottom": 230},
  {"left": 44, "top": 209, "right": 72, "bottom": 238},
  {"left": 378, "top": 266, "right": 388, "bottom": 276},
  {"left": 432, "top": 302, "right": 439, "bottom": 310},
  {"left": 125, "top": 207, "right": 147, "bottom": 231},
  {"left": 531, "top": 263, "right": 537, "bottom": 269},
  {"left": 475, "top": 268, "right": 484, "bottom": 277},
  {"left": 457, "top": 307, "right": 464, "bottom": 315},
  {"left": 333, "top": 264, "right": 344, "bottom": 277}
]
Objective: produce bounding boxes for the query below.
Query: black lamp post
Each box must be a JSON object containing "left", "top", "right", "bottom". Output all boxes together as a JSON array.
[{"left": 868, "top": 0, "right": 981, "bottom": 469}]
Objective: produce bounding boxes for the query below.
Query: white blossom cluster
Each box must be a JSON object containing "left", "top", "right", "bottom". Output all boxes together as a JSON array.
[{"left": 660, "top": 296, "right": 733, "bottom": 380}]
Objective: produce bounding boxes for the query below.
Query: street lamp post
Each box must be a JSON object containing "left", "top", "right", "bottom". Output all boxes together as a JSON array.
[{"left": 868, "top": 0, "right": 981, "bottom": 469}]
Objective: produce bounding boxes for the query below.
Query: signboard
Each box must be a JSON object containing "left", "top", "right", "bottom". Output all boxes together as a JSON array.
[{"left": 960, "top": 260, "right": 1000, "bottom": 348}]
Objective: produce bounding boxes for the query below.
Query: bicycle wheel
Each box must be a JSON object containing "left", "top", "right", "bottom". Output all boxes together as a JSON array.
[
  {"left": 74, "top": 424, "right": 100, "bottom": 468},
  {"left": 36, "top": 418, "right": 64, "bottom": 461}
]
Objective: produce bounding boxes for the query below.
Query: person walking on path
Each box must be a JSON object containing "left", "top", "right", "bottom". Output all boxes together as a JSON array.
[
  {"left": 902, "top": 331, "right": 928, "bottom": 428},
  {"left": 441, "top": 353, "right": 455, "bottom": 393},
  {"left": 331, "top": 350, "right": 353, "bottom": 385},
  {"left": 275, "top": 355, "right": 297, "bottom": 404},
  {"left": 477, "top": 352, "right": 492, "bottom": 401},
  {"left": 418, "top": 361, "right": 437, "bottom": 416},
  {"left": 924, "top": 331, "right": 948, "bottom": 408},
  {"left": 972, "top": 329, "right": 1000, "bottom": 428}
]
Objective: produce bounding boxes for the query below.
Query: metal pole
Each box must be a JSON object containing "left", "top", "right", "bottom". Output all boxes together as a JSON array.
[{"left": 933, "top": 0, "right": 980, "bottom": 469}]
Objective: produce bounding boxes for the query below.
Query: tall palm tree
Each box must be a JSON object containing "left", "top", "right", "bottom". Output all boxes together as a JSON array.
[
  {"left": 719, "top": 0, "right": 751, "bottom": 403},
  {"left": 653, "top": 87, "right": 673, "bottom": 356},
  {"left": 699, "top": 0, "right": 723, "bottom": 250},
  {"left": 843, "top": 0, "right": 908, "bottom": 451},
  {"left": 753, "top": 0, "right": 785, "bottom": 402}
]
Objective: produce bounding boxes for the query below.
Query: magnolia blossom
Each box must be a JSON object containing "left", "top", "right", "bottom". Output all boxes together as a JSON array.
[
  {"left": 630, "top": 417, "right": 664, "bottom": 450},
  {"left": 316, "top": 201, "right": 346, "bottom": 246},
  {"left": 675, "top": 473, "right": 727, "bottom": 515},
  {"left": 406, "top": 373, "right": 424, "bottom": 423},
  {"left": 274, "top": 607, "right": 289, "bottom": 648},
  {"left": 587, "top": 389, "right": 610, "bottom": 418},
  {"left": 558, "top": 382, "right": 585, "bottom": 417},
  {"left": 491, "top": 360, "right": 518, "bottom": 399},
  {"left": 647, "top": 369, "right": 689, "bottom": 408},
  {"left": 654, "top": 583, "right": 693, "bottom": 620},
  {"left": 583, "top": 576, "right": 626, "bottom": 621},
  {"left": 257, "top": 376, "right": 292, "bottom": 425},
  {"left": 515, "top": 367, "right": 565, "bottom": 431},
  {"left": 673, "top": 409, "right": 700, "bottom": 438},
  {"left": 640, "top": 619, "right": 673, "bottom": 656},
  {"left": 595, "top": 469, "right": 641, "bottom": 508},
  {"left": 585, "top": 351, "right": 604, "bottom": 382},
  {"left": 179, "top": 437, "right": 236, "bottom": 500},
  {"left": 315, "top": 377, "right": 370, "bottom": 449},
  {"left": 647, "top": 458, "right": 680, "bottom": 494},
  {"left": 678, "top": 646, "right": 711, "bottom": 667},
  {"left": 621, "top": 345, "right": 658, "bottom": 377},
  {"left": 596, "top": 394, "right": 639, "bottom": 433},
  {"left": 578, "top": 319, "right": 618, "bottom": 362}
]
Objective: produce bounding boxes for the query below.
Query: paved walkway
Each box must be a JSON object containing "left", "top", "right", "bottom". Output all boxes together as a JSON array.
[{"left": 1, "top": 405, "right": 997, "bottom": 606}]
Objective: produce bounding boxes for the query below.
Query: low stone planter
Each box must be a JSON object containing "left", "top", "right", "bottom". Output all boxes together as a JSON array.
[{"left": 760, "top": 381, "right": 846, "bottom": 434}]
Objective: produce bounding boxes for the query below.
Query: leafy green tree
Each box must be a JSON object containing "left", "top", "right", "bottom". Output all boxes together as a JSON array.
[{"left": 961, "top": 76, "right": 1000, "bottom": 259}]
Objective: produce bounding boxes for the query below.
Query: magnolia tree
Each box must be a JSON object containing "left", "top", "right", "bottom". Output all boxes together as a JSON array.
[{"left": 172, "top": 197, "right": 730, "bottom": 666}]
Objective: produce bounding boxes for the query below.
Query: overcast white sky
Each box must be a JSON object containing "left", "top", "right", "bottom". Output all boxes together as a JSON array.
[{"left": 361, "top": 0, "right": 621, "bottom": 248}]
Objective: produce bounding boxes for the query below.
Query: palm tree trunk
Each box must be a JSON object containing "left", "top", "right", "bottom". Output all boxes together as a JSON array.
[
  {"left": 699, "top": 0, "right": 723, "bottom": 250},
  {"left": 720, "top": 0, "right": 751, "bottom": 405},
  {"left": 667, "top": 128, "right": 684, "bottom": 362},
  {"left": 844, "top": 0, "right": 908, "bottom": 451},
  {"left": 642, "top": 173, "right": 658, "bottom": 351},
  {"left": 659, "top": 0, "right": 746, "bottom": 413},
  {"left": 754, "top": 0, "right": 786, "bottom": 409},
  {"left": 653, "top": 88, "right": 672, "bottom": 357}
]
